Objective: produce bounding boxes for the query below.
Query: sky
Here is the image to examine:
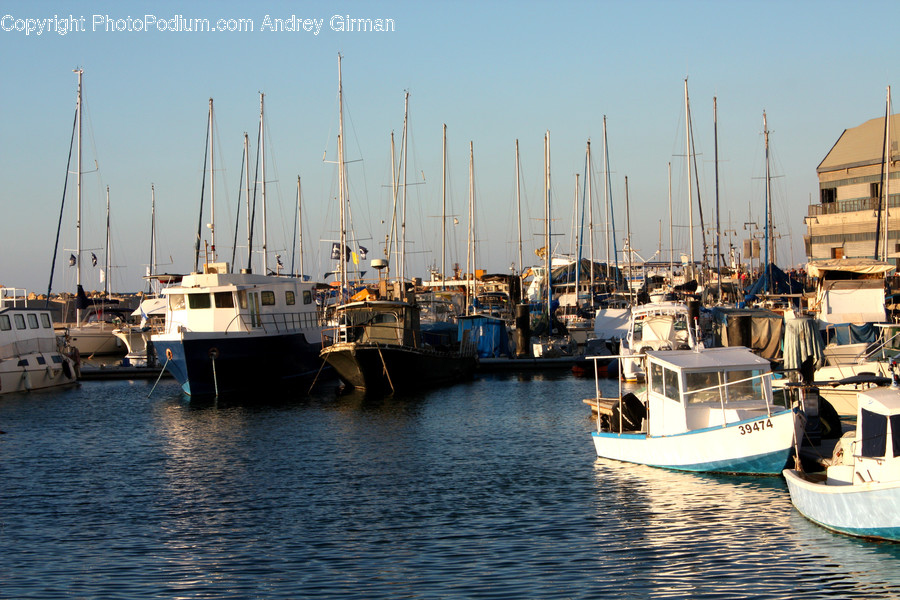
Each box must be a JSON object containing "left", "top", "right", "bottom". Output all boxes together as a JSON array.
[{"left": 1, "top": 0, "right": 897, "bottom": 295}]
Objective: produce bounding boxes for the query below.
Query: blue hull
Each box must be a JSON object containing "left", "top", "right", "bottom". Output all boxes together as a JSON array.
[{"left": 154, "top": 331, "right": 322, "bottom": 397}]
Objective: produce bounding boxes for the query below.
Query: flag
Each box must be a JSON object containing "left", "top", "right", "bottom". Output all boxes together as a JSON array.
[
  {"left": 276, "top": 254, "right": 283, "bottom": 267},
  {"left": 91, "top": 252, "right": 98, "bottom": 267},
  {"left": 68, "top": 254, "right": 76, "bottom": 266},
  {"left": 331, "top": 243, "right": 341, "bottom": 260},
  {"left": 351, "top": 251, "right": 359, "bottom": 265},
  {"left": 99, "top": 269, "right": 105, "bottom": 284},
  {"left": 358, "top": 246, "right": 368, "bottom": 260}
]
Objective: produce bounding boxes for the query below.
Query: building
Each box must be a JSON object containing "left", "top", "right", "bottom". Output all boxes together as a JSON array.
[{"left": 807, "top": 112, "right": 899, "bottom": 264}]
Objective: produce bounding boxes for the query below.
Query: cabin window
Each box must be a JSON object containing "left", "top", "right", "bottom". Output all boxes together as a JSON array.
[
  {"left": 860, "top": 409, "right": 888, "bottom": 458},
  {"left": 188, "top": 293, "right": 212, "bottom": 309},
  {"left": 36, "top": 355, "right": 46, "bottom": 365},
  {"left": 18, "top": 358, "right": 28, "bottom": 366},
  {"left": 303, "top": 290, "right": 313, "bottom": 305},
  {"left": 261, "top": 291, "right": 276, "bottom": 306},
  {"left": 14, "top": 314, "right": 25, "bottom": 330},
  {"left": 684, "top": 371, "right": 722, "bottom": 404},
  {"left": 725, "top": 369, "right": 763, "bottom": 403},
  {"left": 27, "top": 314, "right": 39, "bottom": 329},
  {"left": 285, "top": 291, "right": 296, "bottom": 305},
  {"left": 237, "top": 291, "right": 248, "bottom": 309},
  {"left": 214, "top": 292, "right": 235, "bottom": 308},
  {"left": 892, "top": 415, "right": 900, "bottom": 459},
  {"left": 653, "top": 365, "right": 679, "bottom": 402},
  {"left": 169, "top": 294, "right": 186, "bottom": 310},
  {"left": 52, "top": 355, "right": 62, "bottom": 364},
  {"left": 0, "top": 315, "right": 9, "bottom": 331},
  {"left": 40, "top": 314, "right": 51, "bottom": 328},
  {"left": 650, "top": 363, "right": 664, "bottom": 395}
]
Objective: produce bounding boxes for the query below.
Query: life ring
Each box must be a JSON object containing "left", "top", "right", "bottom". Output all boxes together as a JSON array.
[{"left": 165, "top": 348, "right": 173, "bottom": 361}]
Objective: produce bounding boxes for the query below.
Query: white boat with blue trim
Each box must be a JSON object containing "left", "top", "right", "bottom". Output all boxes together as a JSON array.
[
  {"left": 588, "top": 346, "right": 797, "bottom": 474},
  {"left": 783, "top": 369, "right": 900, "bottom": 541}
]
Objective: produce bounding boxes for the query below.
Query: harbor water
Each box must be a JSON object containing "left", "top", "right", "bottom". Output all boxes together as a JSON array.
[{"left": 2, "top": 372, "right": 900, "bottom": 599}]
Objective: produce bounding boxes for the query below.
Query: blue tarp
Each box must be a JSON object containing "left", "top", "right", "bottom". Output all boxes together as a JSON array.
[
  {"left": 458, "top": 315, "right": 511, "bottom": 358},
  {"left": 824, "top": 323, "right": 880, "bottom": 346},
  {"left": 744, "top": 263, "right": 803, "bottom": 297}
]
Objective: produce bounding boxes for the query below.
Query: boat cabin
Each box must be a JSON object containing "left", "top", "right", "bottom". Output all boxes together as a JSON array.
[
  {"left": 829, "top": 386, "right": 900, "bottom": 485},
  {"left": 161, "top": 267, "right": 321, "bottom": 335},
  {"left": 645, "top": 347, "right": 779, "bottom": 436},
  {"left": 334, "top": 300, "right": 420, "bottom": 347}
]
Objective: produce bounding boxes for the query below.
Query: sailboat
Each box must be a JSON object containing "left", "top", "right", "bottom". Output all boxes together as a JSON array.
[
  {"left": 319, "top": 57, "right": 476, "bottom": 395},
  {"left": 53, "top": 70, "right": 128, "bottom": 356},
  {"left": 151, "top": 95, "right": 325, "bottom": 397}
]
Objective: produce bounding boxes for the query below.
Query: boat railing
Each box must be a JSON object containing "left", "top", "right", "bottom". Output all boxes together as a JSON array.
[
  {"left": 223, "top": 310, "right": 326, "bottom": 334},
  {"left": 0, "top": 287, "right": 28, "bottom": 309},
  {"left": 681, "top": 371, "right": 776, "bottom": 418}
]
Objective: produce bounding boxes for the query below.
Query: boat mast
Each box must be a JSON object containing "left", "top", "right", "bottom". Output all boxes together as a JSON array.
[
  {"left": 545, "top": 130, "right": 552, "bottom": 335},
  {"left": 337, "top": 55, "right": 347, "bottom": 296},
  {"left": 149, "top": 184, "right": 156, "bottom": 295},
  {"left": 587, "top": 140, "right": 595, "bottom": 310},
  {"left": 244, "top": 133, "right": 252, "bottom": 271},
  {"left": 668, "top": 162, "right": 674, "bottom": 288},
  {"left": 625, "top": 176, "right": 634, "bottom": 305},
  {"left": 714, "top": 96, "right": 722, "bottom": 302},
  {"left": 602, "top": 116, "right": 619, "bottom": 290},
  {"left": 442, "top": 124, "right": 448, "bottom": 284},
  {"left": 684, "top": 79, "right": 695, "bottom": 274},
  {"left": 466, "top": 141, "right": 475, "bottom": 314},
  {"left": 574, "top": 173, "right": 581, "bottom": 312},
  {"left": 297, "top": 175, "right": 304, "bottom": 278},
  {"left": 763, "top": 111, "right": 773, "bottom": 292},
  {"left": 401, "top": 91, "right": 409, "bottom": 283},
  {"left": 260, "top": 92, "right": 268, "bottom": 275},
  {"left": 884, "top": 86, "right": 892, "bottom": 262},
  {"left": 104, "top": 185, "right": 110, "bottom": 296},
  {"left": 515, "top": 138, "right": 523, "bottom": 300},
  {"left": 74, "top": 68, "right": 83, "bottom": 326},
  {"left": 209, "top": 98, "right": 216, "bottom": 264}
]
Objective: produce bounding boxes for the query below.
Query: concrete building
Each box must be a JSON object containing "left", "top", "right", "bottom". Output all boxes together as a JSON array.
[{"left": 807, "top": 112, "right": 899, "bottom": 264}]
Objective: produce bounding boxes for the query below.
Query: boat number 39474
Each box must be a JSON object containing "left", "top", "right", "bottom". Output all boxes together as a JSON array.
[{"left": 739, "top": 419, "right": 774, "bottom": 435}]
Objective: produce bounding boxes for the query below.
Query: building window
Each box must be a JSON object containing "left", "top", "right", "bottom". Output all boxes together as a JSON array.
[
  {"left": 261, "top": 291, "right": 276, "bottom": 306},
  {"left": 821, "top": 188, "right": 836, "bottom": 204},
  {"left": 831, "top": 247, "right": 844, "bottom": 259}
]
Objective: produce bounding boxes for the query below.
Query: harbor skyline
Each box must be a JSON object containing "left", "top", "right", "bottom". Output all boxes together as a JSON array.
[{"left": 1, "top": 0, "right": 897, "bottom": 294}]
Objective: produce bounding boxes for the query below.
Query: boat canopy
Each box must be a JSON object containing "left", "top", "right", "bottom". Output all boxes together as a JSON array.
[{"left": 807, "top": 258, "right": 895, "bottom": 279}]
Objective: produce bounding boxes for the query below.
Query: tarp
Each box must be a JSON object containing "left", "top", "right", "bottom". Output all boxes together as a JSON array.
[
  {"left": 823, "top": 322, "right": 880, "bottom": 346},
  {"left": 807, "top": 258, "right": 895, "bottom": 278},
  {"left": 710, "top": 306, "right": 784, "bottom": 360},
  {"left": 744, "top": 263, "right": 803, "bottom": 297},
  {"left": 782, "top": 315, "right": 825, "bottom": 372},
  {"left": 458, "top": 314, "right": 511, "bottom": 358}
]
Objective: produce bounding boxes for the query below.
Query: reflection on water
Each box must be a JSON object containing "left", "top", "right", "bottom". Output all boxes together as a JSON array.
[{"left": 1, "top": 375, "right": 899, "bottom": 599}]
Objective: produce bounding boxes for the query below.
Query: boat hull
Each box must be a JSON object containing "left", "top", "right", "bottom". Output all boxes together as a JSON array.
[
  {"left": 0, "top": 351, "right": 78, "bottom": 395},
  {"left": 321, "top": 342, "right": 476, "bottom": 395},
  {"left": 59, "top": 324, "right": 125, "bottom": 356},
  {"left": 783, "top": 469, "right": 900, "bottom": 541},
  {"left": 591, "top": 410, "right": 796, "bottom": 475},
  {"left": 152, "top": 330, "right": 322, "bottom": 397}
]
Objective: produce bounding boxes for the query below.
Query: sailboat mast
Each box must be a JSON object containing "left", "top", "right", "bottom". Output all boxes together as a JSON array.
[
  {"left": 602, "top": 116, "right": 618, "bottom": 288},
  {"left": 685, "top": 79, "right": 695, "bottom": 270},
  {"left": 668, "top": 162, "right": 674, "bottom": 287},
  {"left": 337, "top": 55, "right": 347, "bottom": 295},
  {"left": 587, "top": 140, "right": 594, "bottom": 309},
  {"left": 209, "top": 98, "right": 216, "bottom": 263},
  {"left": 467, "top": 141, "right": 476, "bottom": 313},
  {"left": 401, "top": 91, "right": 409, "bottom": 283},
  {"left": 625, "top": 176, "right": 633, "bottom": 305},
  {"left": 884, "top": 86, "right": 892, "bottom": 262},
  {"left": 105, "top": 186, "right": 110, "bottom": 296},
  {"left": 260, "top": 92, "right": 268, "bottom": 275},
  {"left": 574, "top": 173, "right": 580, "bottom": 312},
  {"left": 442, "top": 124, "right": 448, "bottom": 284},
  {"left": 297, "top": 175, "right": 304, "bottom": 278},
  {"left": 515, "top": 139, "right": 523, "bottom": 298},
  {"left": 764, "top": 111, "right": 773, "bottom": 288},
  {"left": 714, "top": 96, "right": 722, "bottom": 301},
  {"left": 149, "top": 184, "right": 156, "bottom": 295},
  {"left": 244, "top": 133, "right": 252, "bottom": 271},
  {"left": 545, "top": 130, "right": 552, "bottom": 335},
  {"left": 75, "top": 68, "right": 83, "bottom": 326}
]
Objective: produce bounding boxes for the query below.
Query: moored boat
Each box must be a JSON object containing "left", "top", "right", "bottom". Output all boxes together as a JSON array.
[
  {"left": 783, "top": 367, "right": 900, "bottom": 541},
  {"left": 588, "top": 346, "right": 797, "bottom": 474}
]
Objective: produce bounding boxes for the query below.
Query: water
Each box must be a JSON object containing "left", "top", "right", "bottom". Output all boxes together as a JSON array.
[{"left": 2, "top": 372, "right": 900, "bottom": 599}]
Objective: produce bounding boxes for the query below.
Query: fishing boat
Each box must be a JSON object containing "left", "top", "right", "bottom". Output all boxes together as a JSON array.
[
  {"left": 619, "top": 301, "right": 698, "bottom": 382},
  {"left": 318, "top": 57, "right": 475, "bottom": 395},
  {"left": 0, "top": 288, "right": 78, "bottom": 394},
  {"left": 783, "top": 366, "right": 900, "bottom": 541},
  {"left": 587, "top": 346, "right": 797, "bottom": 474}
]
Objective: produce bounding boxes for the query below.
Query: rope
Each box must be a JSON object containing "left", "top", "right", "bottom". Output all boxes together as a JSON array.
[
  {"left": 307, "top": 357, "right": 330, "bottom": 394},
  {"left": 147, "top": 355, "right": 170, "bottom": 398},
  {"left": 375, "top": 343, "right": 394, "bottom": 394}
]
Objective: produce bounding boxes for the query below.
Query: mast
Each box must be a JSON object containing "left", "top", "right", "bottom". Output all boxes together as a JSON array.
[
  {"left": 573, "top": 173, "right": 580, "bottom": 312},
  {"left": 602, "top": 116, "right": 618, "bottom": 290},
  {"left": 466, "top": 141, "right": 475, "bottom": 314},
  {"left": 401, "top": 91, "right": 409, "bottom": 282},
  {"left": 684, "top": 79, "right": 695, "bottom": 271},
  {"left": 260, "top": 92, "right": 268, "bottom": 274},
  {"left": 442, "top": 124, "right": 448, "bottom": 284},
  {"left": 587, "top": 140, "right": 594, "bottom": 309},
  {"left": 515, "top": 138, "right": 523, "bottom": 300},
  {"left": 545, "top": 130, "right": 552, "bottom": 335},
  {"left": 104, "top": 186, "right": 110, "bottom": 296},
  {"left": 884, "top": 86, "right": 892, "bottom": 262},
  {"left": 74, "top": 68, "right": 84, "bottom": 326},
  {"left": 244, "top": 133, "right": 252, "bottom": 271},
  {"left": 337, "top": 55, "right": 348, "bottom": 295},
  {"left": 625, "top": 176, "right": 634, "bottom": 305},
  {"left": 763, "top": 110, "right": 773, "bottom": 293},
  {"left": 668, "top": 162, "right": 674, "bottom": 287},
  {"left": 714, "top": 96, "right": 722, "bottom": 302},
  {"left": 297, "top": 175, "right": 304, "bottom": 278},
  {"left": 209, "top": 98, "right": 216, "bottom": 263},
  {"left": 149, "top": 184, "right": 156, "bottom": 295}
]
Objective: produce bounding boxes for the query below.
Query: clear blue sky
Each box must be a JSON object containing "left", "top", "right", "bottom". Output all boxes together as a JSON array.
[{"left": 1, "top": 0, "right": 896, "bottom": 294}]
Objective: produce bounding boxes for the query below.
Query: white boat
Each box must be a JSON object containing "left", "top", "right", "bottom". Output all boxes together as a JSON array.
[
  {"left": 112, "top": 296, "right": 167, "bottom": 367},
  {"left": 619, "top": 301, "right": 697, "bottom": 382},
  {"left": 0, "top": 289, "right": 78, "bottom": 394},
  {"left": 783, "top": 373, "right": 900, "bottom": 541},
  {"left": 588, "top": 346, "right": 797, "bottom": 474}
]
